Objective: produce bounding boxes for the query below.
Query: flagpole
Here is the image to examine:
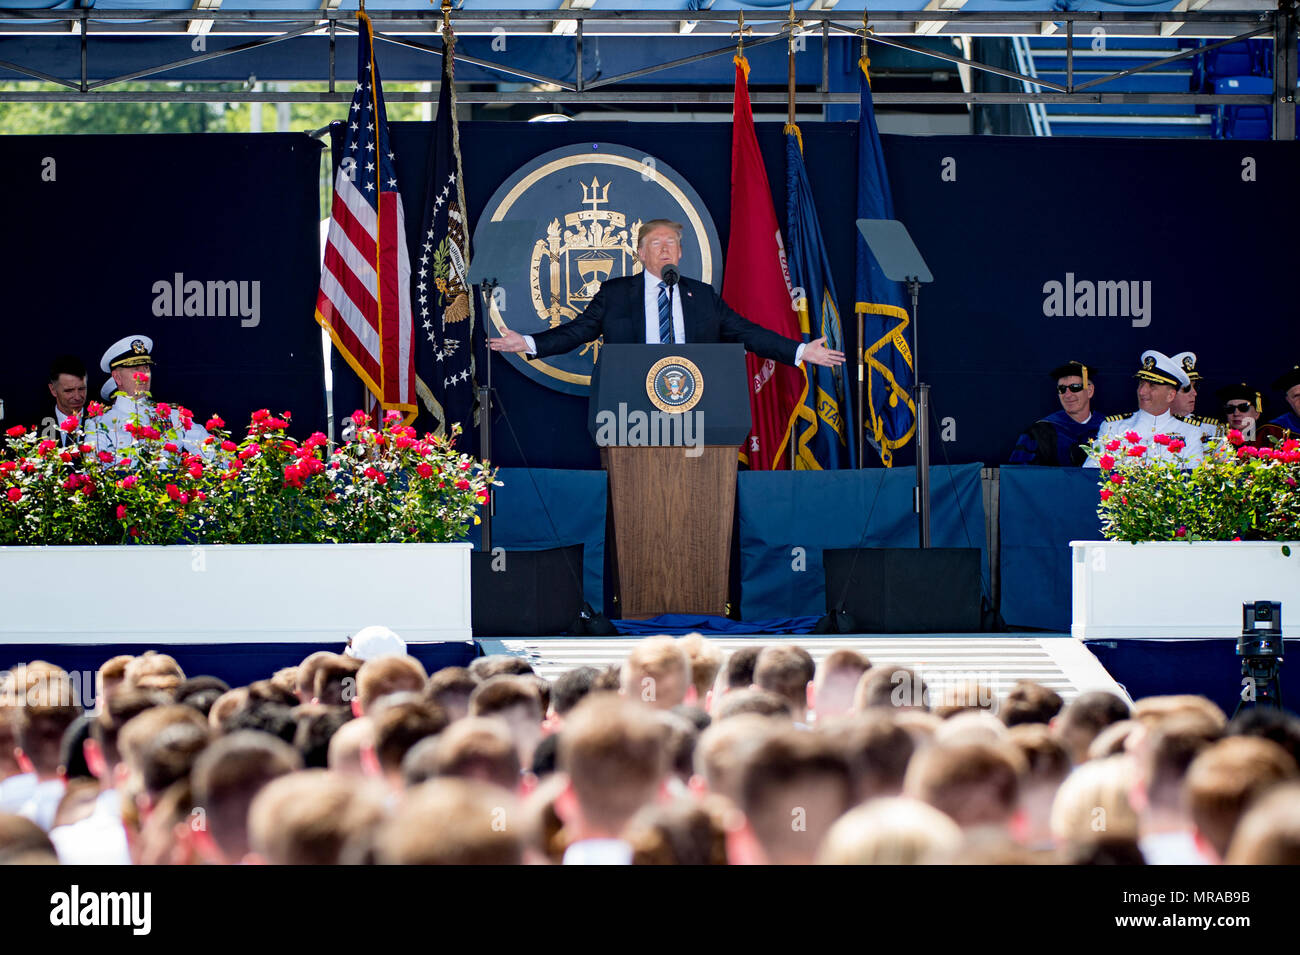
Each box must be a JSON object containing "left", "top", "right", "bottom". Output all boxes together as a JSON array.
[{"left": 856, "top": 13, "right": 869, "bottom": 471}]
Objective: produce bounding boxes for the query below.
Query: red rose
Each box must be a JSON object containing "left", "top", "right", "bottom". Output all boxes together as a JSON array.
[
  {"left": 221, "top": 440, "right": 238, "bottom": 453},
  {"left": 155, "top": 402, "right": 171, "bottom": 417},
  {"left": 121, "top": 475, "right": 139, "bottom": 489},
  {"left": 350, "top": 410, "right": 369, "bottom": 426},
  {"left": 1124, "top": 431, "right": 1141, "bottom": 443},
  {"left": 62, "top": 474, "right": 81, "bottom": 491},
  {"left": 163, "top": 442, "right": 180, "bottom": 453},
  {"left": 195, "top": 492, "right": 207, "bottom": 502},
  {"left": 116, "top": 505, "right": 127, "bottom": 520},
  {"left": 129, "top": 526, "right": 140, "bottom": 537},
  {"left": 251, "top": 409, "right": 270, "bottom": 423},
  {"left": 188, "top": 463, "right": 203, "bottom": 479},
  {"left": 1283, "top": 439, "right": 1299, "bottom": 453},
  {"left": 384, "top": 410, "right": 403, "bottom": 424},
  {"left": 5, "top": 425, "right": 25, "bottom": 437},
  {"left": 1168, "top": 440, "right": 1185, "bottom": 453},
  {"left": 59, "top": 451, "right": 72, "bottom": 463},
  {"left": 1121, "top": 495, "right": 1128, "bottom": 505},
  {"left": 459, "top": 460, "right": 472, "bottom": 471},
  {"left": 266, "top": 418, "right": 289, "bottom": 430},
  {"left": 7, "top": 487, "right": 22, "bottom": 502},
  {"left": 238, "top": 443, "right": 260, "bottom": 460},
  {"left": 1109, "top": 473, "right": 1125, "bottom": 485},
  {"left": 1099, "top": 489, "right": 1113, "bottom": 501},
  {"left": 207, "top": 415, "right": 225, "bottom": 430},
  {"left": 166, "top": 484, "right": 182, "bottom": 501},
  {"left": 1098, "top": 454, "right": 1115, "bottom": 469},
  {"left": 1228, "top": 429, "right": 1244, "bottom": 446},
  {"left": 305, "top": 432, "right": 328, "bottom": 448},
  {"left": 416, "top": 463, "right": 434, "bottom": 478},
  {"left": 1152, "top": 433, "right": 1170, "bottom": 446},
  {"left": 97, "top": 451, "right": 113, "bottom": 463},
  {"left": 1126, "top": 445, "right": 1146, "bottom": 457},
  {"left": 59, "top": 416, "right": 78, "bottom": 432},
  {"left": 364, "top": 466, "right": 381, "bottom": 480},
  {"left": 37, "top": 440, "right": 56, "bottom": 455},
  {"left": 456, "top": 478, "right": 470, "bottom": 491},
  {"left": 375, "top": 473, "right": 387, "bottom": 486},
  {"left": 395, "top": 436, "right": 415, "bottom": 450},
  {"left": 477, "top": 490, "right": 489, "bottom": 504},
  {"left": 86, "top": 401, "right": 105, "bottom": 418},
  {"left": 0, "top": 462, "right": 13, "bottom": 473},
  {"left": 1175, "top": 526, "right": 1187, "bottom": 538},
  {"left": 80, "top": 482, "right": 95, "bottom": 497}
]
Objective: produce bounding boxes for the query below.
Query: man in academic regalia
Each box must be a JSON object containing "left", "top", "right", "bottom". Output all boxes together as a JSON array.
[{"left": 1009, "top": 361, "right": 1103, "bottom": 467}]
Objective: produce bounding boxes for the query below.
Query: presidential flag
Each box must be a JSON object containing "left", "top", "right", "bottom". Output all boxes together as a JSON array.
[
  {"left": 856, "top": 54, "right": 915, "bottom": 467},
  {"left": 727, "top": 56, "right": 806, "bottom": 472},
  {"left": 786, "top": 128, "right": 855, "bottom": 470},
  {"left": 413, "top": 40, "right": 475, "bottom": 440},
  {"left": 315, "top": 11, "right": 416, "bottom": 420}
]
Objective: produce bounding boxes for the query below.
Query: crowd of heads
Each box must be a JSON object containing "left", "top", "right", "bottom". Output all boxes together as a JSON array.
[{"left": 2, "top": 637, "right": 1298, "bottom": 865}]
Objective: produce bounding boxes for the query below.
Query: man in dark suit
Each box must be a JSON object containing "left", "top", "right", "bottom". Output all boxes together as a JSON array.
[
  {"left": 47, "top": 354, "right": 88, "bottom": 446},
  {"left": 489, "top": 219, "right": 845, "bottom": 368}
]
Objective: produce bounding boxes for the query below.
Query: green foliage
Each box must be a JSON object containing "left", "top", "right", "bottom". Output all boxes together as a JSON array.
[
  {"left": 0, "top": 405, "right": 497, "bottom": 546},
  {"left": 1089, "top": 431, "right": 1300, "bottom": 542}
]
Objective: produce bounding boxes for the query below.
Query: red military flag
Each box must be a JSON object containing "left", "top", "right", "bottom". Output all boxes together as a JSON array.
[{"left": 726, "top": 56, "right": 806, "bottom": 471}]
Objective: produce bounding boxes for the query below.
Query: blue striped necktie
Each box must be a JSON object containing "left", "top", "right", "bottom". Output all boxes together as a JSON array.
[{"left": 657, "top": 281, "right": 673, "bottom": 344}]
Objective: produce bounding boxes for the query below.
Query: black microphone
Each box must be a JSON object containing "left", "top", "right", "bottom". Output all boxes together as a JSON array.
[{"left": 660, "top": 265, "right": 679, "bottom": 287}]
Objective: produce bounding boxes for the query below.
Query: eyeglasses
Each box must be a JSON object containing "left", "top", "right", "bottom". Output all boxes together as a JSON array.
[
  {"left": 1057, "top": 384, "right": 1086, "bottom": 394},
  {"left": 647, "top": 239, "right": 679, "bottom": 250},
  {"left": 1225, "top": 402, "right": 1253, "bottom": 414}
]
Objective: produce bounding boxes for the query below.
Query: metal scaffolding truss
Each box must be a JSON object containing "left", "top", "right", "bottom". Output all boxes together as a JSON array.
[{"left": 0, "top": 7, "right": 1294, "bottom": 138}]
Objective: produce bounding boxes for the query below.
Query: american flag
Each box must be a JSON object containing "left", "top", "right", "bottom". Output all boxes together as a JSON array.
[{"left": 315, "top": 11, "right": 416, "bottom": 419}]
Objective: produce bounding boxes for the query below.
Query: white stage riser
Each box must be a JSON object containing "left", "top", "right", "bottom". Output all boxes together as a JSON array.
[
  {"left": 0, "top": 543, "right": 473, "bottom": 645},
  {"left": 1071, "top": 540, "right": 1300, "bottom": 640}
]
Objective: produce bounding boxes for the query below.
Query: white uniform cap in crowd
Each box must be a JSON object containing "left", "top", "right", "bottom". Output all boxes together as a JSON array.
[{"left": 345, "top": 625, "right": 407, "bottom": 661}]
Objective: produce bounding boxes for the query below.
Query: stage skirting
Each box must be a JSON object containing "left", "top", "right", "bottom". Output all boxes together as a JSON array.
[
  {"left": 1085, "top": 638, "right": 1299, "bottom": 718},
  {"left": 999, "top": 466, "right": 1103, "bottom": 632},
  {"left": 470, "top": 467, "right": 607, "bottom": 612},
  {"left": 736, "top": 465, "right": 989, "bottom": 621}
]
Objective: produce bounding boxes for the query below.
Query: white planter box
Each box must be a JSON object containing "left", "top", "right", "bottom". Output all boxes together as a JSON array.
[
  {"left": 1071, "top": 540, "right": 1300, "bottom": 640},
  {"left": 0, "top": 543, "right": 472, "bottom": 646}
]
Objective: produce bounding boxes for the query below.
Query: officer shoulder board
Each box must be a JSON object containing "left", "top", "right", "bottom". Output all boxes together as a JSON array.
[{"left": 1104, "top": 413, "right": 1129, "bottom": 423}]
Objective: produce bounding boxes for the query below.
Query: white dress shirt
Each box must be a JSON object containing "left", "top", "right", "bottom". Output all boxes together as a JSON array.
[
  {"left": 50, "top": 789, "right": 132, "bottom": 865},
  {"left": 642, "top": 268, "right": 686, "bottom": 345},
  {"left": 0, "top": 772, "right": 36, "bottom": 813},
  {"left": 562, "top": 838, "right": 633, "bottom": 866},
  {"left": 18, "top": 777, "right": 66, "bottom": 831}
]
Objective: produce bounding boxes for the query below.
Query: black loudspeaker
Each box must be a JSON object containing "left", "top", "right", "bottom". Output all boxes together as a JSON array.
[
  {"left": 822, "top": 548, "right": 983, "bottom": 633},
  {"left": 471, "top": 545, "right": 585, "bottom": 637}
]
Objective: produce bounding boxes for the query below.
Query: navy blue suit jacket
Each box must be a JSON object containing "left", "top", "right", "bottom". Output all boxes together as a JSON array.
[{"left": 528, "top": 275, "right": 800, "bottom": 366}]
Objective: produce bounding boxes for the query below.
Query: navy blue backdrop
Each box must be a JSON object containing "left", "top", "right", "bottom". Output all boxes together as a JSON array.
[
  {"left": 0, "top": 132, "right": 326, "bottom": 437},
  {"left": 333, "top": 122, "right": 1300, "bottom": 469}
]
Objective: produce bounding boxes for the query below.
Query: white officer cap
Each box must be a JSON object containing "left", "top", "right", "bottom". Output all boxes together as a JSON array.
[
  {"left": 99, "top": 379, "right": 117, "bottom": 401},
  {"left": 344, "top": 625, "right": 407, "bottom": 662},
  {"left": 1170, "top": 351, "right": 1202, "bottom": 384},
  {"left": 100, "top": 335, "right": 155, "bottom": 374},
  {"left": 1136, "top": 350, "right": 1190, "bottom": 389}
]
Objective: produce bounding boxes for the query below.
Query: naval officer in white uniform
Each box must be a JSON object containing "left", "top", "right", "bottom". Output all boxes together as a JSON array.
[
  {"left": 83, "top": 335, "right": 210, "bottom": 464},
  {"left": 1086, "top": 349, "right": 1206, "bottom": 468}
]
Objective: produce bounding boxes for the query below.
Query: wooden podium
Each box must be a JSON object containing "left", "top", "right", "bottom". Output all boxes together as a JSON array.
[{"left": 589, "top": 345, "right": 750, "bottom": 618}]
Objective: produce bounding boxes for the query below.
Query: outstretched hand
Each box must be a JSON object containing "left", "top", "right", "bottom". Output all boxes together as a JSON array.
[
  {"left": 803, "top": 337, "right": 846, "bottom": 368},
  {"left": 489, "top": 328, "right": 529, "bottom": 353}
]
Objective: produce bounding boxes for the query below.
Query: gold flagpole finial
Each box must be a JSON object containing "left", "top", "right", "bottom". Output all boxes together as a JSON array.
[
  {"left": 440, "top": 0, "right": 452, "bottom": 37},
  {"left": 860, "top": 10, "right": 871, "bottom": 61},
  {"left": 358, "top": 0, "right": 366, "bottom": 13},
  {"left": 733, "top": 11, "right": 749, "bottom": 58}
]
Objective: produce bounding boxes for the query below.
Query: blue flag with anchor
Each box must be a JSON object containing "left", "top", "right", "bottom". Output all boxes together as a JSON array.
[
  {"left": 785, "top": 128, "right": 855, "bottom": 470},
  {"left": 856, "top": 55, "right": 915, "bottom": 468}
]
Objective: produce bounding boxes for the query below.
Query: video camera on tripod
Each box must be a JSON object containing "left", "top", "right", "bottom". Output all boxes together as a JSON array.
[{"left": 1235, "top": 600, "right": 1284, "bottom": 714}]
